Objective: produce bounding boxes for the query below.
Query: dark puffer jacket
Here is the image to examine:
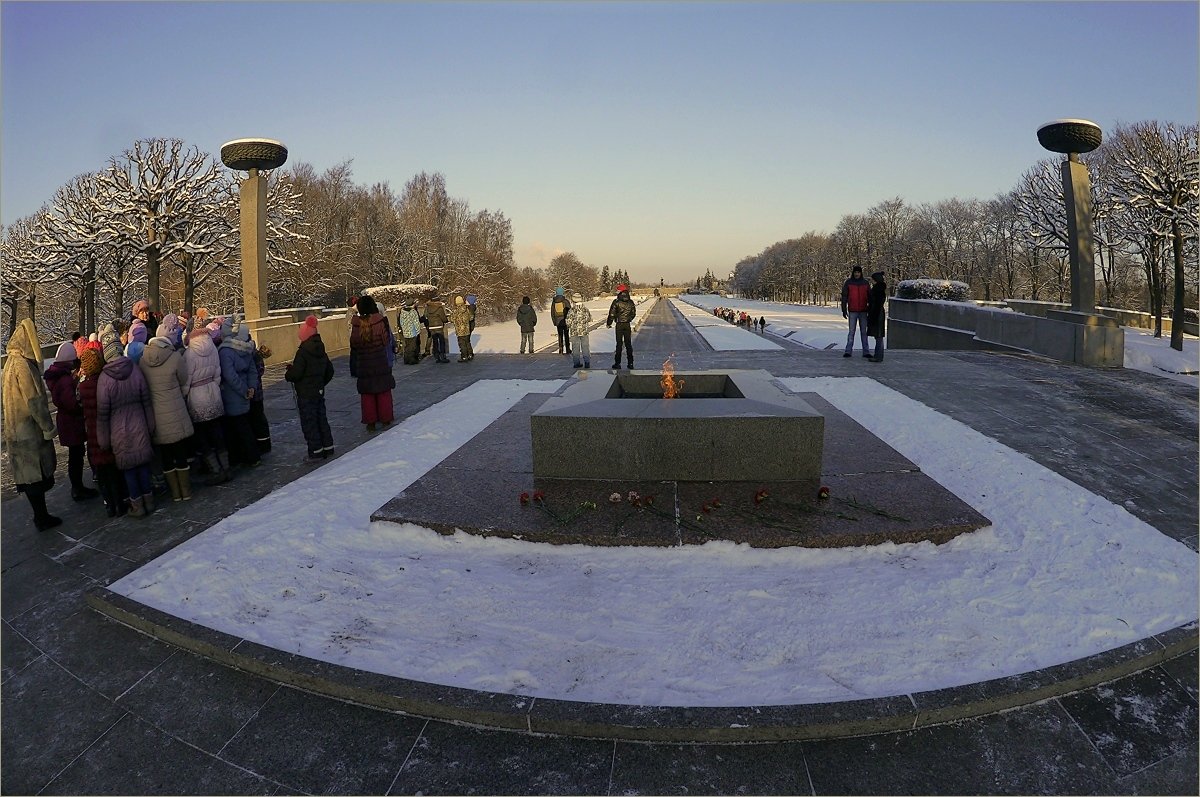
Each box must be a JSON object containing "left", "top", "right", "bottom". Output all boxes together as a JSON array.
[
  {"left": 607, "top": 292, "right": 637, "bottom": 325},
  {"left": 218, "top": 337, "right": 260, "bottom": 417},
  {"left": 867, "top": 276, "right": 887, "bottom": 338},
  {"left": 44, "top": 361, "right": 87, "bottom": 447},
  {"left": 285, "top": 335, "right": 335, "bottom": 400},
  {"left": 97, "top": 356, "right": 156, "bottom": 470},
  {"left": 350, "top": 313, "right": 396, "bottom": 395}
]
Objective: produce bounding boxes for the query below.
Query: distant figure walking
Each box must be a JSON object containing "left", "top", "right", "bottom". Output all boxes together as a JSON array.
[
  {"left": 286, "top": 315, "right": 336, "bottom": 460},
  {"left": 350, "top": 294, "right": 397, "bottom": 431},
  {"left": 566, "top": 291, "right": 592, "bottom": 369},
  {"left": 758, "top": 316, "right": 766, "bottom": 333},
  {"left": 551, "top": 287, "right": 572, "bottom": 355},
  {"left": 606, "top": 284, "right": 637, "bottom": 370},
  {"left": 867, "top": 271, "right": 887, "bottom": 363},
  {"left": 840, "top": 266, "right": 871, "bottom": 358},
  {"left": 517, "top": 296, "right": 537, "bottom": 354}
]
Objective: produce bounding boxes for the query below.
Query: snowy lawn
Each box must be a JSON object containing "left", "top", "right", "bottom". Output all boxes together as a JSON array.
[
  {"left": 678, "top": 295, "right": 1200, "bottom": 382},
  {"left": 109, "top": 377, "right": 1196, "bottom": 707}
]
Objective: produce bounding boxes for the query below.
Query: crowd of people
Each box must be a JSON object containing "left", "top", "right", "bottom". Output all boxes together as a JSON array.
[
  {"left": 515, "top": 284, "right": 637, "bottom": 370},
  {"left": 10, "top": 282, "right": 842, "bottom": 529},
  {"left": 3, "top": 301, "right": 279, "bottom": 530},
  {"left": 713, "top": 307, "right": 767, "bottom": 333}
]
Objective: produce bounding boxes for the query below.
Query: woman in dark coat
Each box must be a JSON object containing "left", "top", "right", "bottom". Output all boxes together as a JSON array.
[
  {"left": 44, "top": 342, "right": 99, "bottom": 501},
  {"left": 867, "top": 271, "right": 887, "bottom": 363},
  {"left": 349, "top": 295, "right": 396, "bottom": 431},
  {"left": 218, "top": 316, "right": 262, "bottom": 468}
]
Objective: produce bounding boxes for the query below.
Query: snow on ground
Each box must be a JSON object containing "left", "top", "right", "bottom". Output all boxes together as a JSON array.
[
  {"left": 668, "top": 299, "right": 781, "bottom": 350},
  {"left": 109, "top": 373, "right": 1197, "bottom": 707},
  {"left": 678, "top": 294, "right": 1200, "bottom": 382}
]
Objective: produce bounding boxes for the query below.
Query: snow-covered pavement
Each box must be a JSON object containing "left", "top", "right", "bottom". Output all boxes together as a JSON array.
[{"left": 109, "top": 372, "right": 1197, "bottom": 707}]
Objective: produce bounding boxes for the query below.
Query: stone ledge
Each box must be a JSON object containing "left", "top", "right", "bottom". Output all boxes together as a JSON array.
[{"left": 85, "top": 588, "right": 1198, "bottom": 744}]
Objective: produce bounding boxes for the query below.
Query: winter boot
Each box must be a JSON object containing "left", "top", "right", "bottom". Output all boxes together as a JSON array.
[
  {"left": 176, "top": 468, "right": 193, "bottom": 500},
  {"left": 126, "top": 496, "right": 146, "bottom": 519},
  {"left": 164, "top": 470, "right": 183, "bottom": 502},
  {"left": 215, "top": 450, "right": 233, "bottom": 483},
  {"left": 27, "top": 490, "right": 63, "bottom": 532},
  {"left": 366, "top": 422, "right": 377, "bottom": 432},
  {"left": 143, "top": 491, "right": 156, "bottom": 514},
  {"left": 71, "top": 485, "right": 100, "bottom": 501}
]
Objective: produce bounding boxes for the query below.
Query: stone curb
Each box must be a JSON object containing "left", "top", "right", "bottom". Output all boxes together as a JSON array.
[{"left": 85, "top": 587, "right": 1197, "bottom": 743}]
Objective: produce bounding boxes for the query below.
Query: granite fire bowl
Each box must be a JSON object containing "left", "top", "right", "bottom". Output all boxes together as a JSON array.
[{"left": 531, "top": 369, "right": 824, "bottom": 482}]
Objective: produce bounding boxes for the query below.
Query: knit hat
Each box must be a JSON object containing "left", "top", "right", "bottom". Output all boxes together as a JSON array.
[
  {"left": 99, "top": 324, "right": 122, "bottom": 362},
  {"left": 455, "top": 296, "right": 465, "bottom": 306},
  {"left": 206, "top": 320, "right": 223, "bottom": 343},
  {"left": 555, "top": 287, "right": 565, "bottom": 296},
  {"left": 616, "top": 284, "right": 628, "bottom": 294},
  {"left": 54, "top": 342, "right": 79, "bottom": 364},
  {"left": 126, "top": 340, "right": 145, "bottom": 363},
  {"left": 88, "top": 332, "right": 98, "bottom": 342},
  {"left": 83, "top": 339, "right": 102, "bottom": 352},
  {"left": 132, "top": 299, "right": 149, "bottom": 316},
  {"left": 572, "top": 291, "right": 583, "bottom": 302},
  {"left": 80, "top": 348, "right": 103, "bottom": 377},
  {"left": 298, "top": 315, "right": 319, "bottom": 342},
  {"left": 73, "top": 337, "right": 88, "bottom": 358},
  {"left": 357, "top": 295, "right": 379, "bottom": 316},
  {"left": 156, "top": 313, "right": 180, "bottom": 338},
  {"left": 871, "top": 271, "right": 885, "bottom": 282}
]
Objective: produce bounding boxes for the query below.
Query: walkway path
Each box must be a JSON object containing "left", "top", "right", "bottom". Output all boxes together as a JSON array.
[{"left": 2, "top": 305, "right": 1196, "bottom": 795}]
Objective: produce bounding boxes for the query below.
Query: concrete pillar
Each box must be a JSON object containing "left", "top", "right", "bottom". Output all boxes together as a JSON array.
[
  {"left": 240, "top": 168, "right": 270, "bottom": 321},
  {"left": 1060, "top": 156, "right": 1097, "bottom": 314}
]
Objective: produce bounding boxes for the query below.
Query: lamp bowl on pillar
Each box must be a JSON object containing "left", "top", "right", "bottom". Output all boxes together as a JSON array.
[
  {"left": 1037, "top": 119, "right": 1102, "bottom": 155},
  {"left": 220, "top": 138, "right": 288, "bottom": 171}
]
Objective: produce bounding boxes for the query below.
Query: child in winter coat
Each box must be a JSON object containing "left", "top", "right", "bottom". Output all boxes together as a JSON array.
[
  {"left": 218, "top": 316, "right": 262, "bottom": 468},
  {"left": 286, "top": 315, "right": 336, "bottom": 461},
  {"left": 550, "top": 287, "right": 572, "bottom": 355},
  {"left": 183, "top": 316, "right": 230, "bottom": 483},
  {"left": 96, "top": 324, "right": 158, "bottom": 518},
  {"left": 139, "top": 336, "right": 195, "bottom": 501},
  {"left": 566, "top": 292, "right": 592, "bottom": 369},
  {"left": 44, "top": 342, "right": 100, "bottom": 501},
  {"left": 80, "top": 347, "right": 129, "bottom": 516}
]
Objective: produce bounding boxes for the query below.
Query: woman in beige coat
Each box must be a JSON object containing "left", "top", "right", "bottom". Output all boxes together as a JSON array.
[{"left": 2, "top": 319, "right": 61, "bottom": 530}]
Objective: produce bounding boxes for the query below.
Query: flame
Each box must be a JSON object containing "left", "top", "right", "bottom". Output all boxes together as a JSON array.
[{"left": 661, "top": 356, "right": 684, "bottom": 399}]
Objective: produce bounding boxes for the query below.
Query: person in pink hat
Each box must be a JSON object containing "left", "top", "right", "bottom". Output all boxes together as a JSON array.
[{"left": 285, "top": 315, "right": 335, "bottom": 461}]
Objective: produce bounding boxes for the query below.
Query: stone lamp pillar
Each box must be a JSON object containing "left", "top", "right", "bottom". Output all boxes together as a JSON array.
[
  {"left": 1036, "top": 119, "right": 1104, "bottom": 316},
  {"left": 220, "top": 138, "right": 288, "bottom": 321},
  {"left": 1035, "top": 119, "right": 1122, "bottom": 365}
]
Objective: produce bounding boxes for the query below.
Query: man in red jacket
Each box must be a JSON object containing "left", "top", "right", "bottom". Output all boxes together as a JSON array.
[{"left": 840, "top": 266, "right": 871, "bottom": 358}]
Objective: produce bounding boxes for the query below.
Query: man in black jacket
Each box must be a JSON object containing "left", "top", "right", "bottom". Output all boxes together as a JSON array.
[{"left": 606, "top": 285, "right": 637, "bottom": 369}]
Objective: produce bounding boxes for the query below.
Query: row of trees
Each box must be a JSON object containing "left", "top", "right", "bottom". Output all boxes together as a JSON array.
[
  {"left": 2, "top": 139, "right": 640, "bottom": 347},
  {"left": 726, "top": 121, "right": 1197, "bottom": 349}
]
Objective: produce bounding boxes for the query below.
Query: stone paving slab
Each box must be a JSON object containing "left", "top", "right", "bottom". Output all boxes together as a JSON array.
[{"left": 3, "top": 339, "right": 1197, "bottom": 794}]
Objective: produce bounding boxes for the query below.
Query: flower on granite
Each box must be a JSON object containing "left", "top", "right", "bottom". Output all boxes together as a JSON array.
[
  {"left": 581, "top": 500, "right": 597, "bottom": 510},
  {"left": 627, "top": 490, "right": 640, "bottom": 502},
  {"left": 609, "top": 492, "right": 622, "bottom": 503},
  {"left": 818, "top": 485, "right": 831, "bottom": 500},
  {"left": 754, "top": 488, "right": 769, "bottom": 504},
  {"left": 519, "top": 491, "right": 530, "bottom": 506},
  {"left": 533, "top": 490, "right": 546, "bottom": 504}
]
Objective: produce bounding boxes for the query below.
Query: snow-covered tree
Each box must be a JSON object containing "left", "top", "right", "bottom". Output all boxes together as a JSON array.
[
  {"left": 1107, "top": 122, "right": 1199, "bottom": 350},
  {"left": 97, "top": 138, "right": 230, "bottom": 314}
]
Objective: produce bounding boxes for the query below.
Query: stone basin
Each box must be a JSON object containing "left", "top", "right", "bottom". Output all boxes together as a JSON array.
[{"left": 530, "top": 369, "right": 824, "bottom": 482}]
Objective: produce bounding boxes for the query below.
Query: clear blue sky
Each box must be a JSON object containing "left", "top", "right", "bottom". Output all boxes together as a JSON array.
[{"left": 3, "top": 1, "right": 1197, "bottom": 282}]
